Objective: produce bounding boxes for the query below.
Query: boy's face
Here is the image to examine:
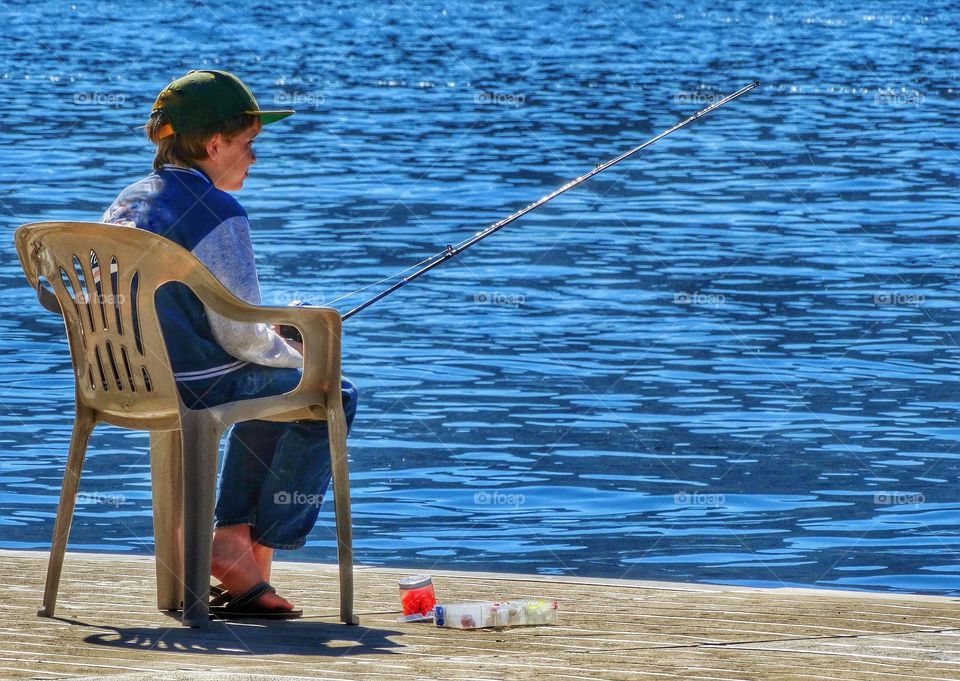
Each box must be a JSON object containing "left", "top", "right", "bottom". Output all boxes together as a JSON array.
[{"left": 201, "top": 123, "right": 260, "bottom": 191}]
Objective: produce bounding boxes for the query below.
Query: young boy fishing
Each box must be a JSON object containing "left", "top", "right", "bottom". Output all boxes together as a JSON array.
[{"left": 101, "top": 70, "right": 358, "bottom": 618}]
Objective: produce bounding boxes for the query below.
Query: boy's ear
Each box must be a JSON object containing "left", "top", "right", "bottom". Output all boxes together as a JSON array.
[{"left": 204, "top": 133, "right": 224, "bottom": 160}]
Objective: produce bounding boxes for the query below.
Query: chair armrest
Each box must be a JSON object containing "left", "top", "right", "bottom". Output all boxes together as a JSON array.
[{"left": 185, "top": 284, "right": 343, "bottom": 400}]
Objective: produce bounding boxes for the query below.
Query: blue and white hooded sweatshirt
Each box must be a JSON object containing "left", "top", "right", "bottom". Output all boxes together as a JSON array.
[{"left": 101, "top": 165, "right": 302, "bottom": 384}]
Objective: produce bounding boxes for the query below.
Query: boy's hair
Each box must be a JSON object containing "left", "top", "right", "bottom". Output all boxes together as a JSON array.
[{"left": 145, "top": 111, "right": 261, "bottom": 171}]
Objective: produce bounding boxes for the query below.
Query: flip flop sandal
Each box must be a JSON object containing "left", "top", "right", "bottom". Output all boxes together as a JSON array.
[
  {"left": 210, "top": 584, "right": 231, "bottom": 607},
  {"left": 209, "top": 582, "right": 303, "bottom": 620},
  {"left": 171, "top": 583, "right": 231, "bottom": 611}
]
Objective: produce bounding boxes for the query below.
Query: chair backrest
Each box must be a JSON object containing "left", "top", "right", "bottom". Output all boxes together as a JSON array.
[{"left": 15, "top": 221, "right": 235, "bottom": 428}]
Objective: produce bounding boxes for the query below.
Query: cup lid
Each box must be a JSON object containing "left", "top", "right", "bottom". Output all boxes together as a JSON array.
[{"left": 398, "top": 574, "right": 433, "bottom": 590}]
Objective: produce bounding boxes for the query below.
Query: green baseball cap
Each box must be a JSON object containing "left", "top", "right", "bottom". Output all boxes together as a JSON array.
[{"left": 152, "top": 69, "right": 294, "bottom": 139}]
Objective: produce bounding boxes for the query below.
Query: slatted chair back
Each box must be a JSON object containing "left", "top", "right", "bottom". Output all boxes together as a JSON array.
[{"left": 15, "top": 221, "right": 186, "bottom": 428}]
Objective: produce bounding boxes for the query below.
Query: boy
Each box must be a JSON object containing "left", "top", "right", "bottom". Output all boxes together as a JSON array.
[{"left": 102, "top": 70, "right": 358, "bottom": 618}]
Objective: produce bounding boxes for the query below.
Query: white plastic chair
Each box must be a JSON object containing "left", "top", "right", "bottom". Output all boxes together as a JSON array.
[{"left": 15, "top": 221, "right": 357, "bottom": 627}]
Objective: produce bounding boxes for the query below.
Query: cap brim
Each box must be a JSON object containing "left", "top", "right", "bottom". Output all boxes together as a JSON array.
[{"left": 249, "top": 110, "right": 295, "bottom": 126}]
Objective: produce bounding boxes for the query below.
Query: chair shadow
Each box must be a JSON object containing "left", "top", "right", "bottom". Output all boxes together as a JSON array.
[{"left": 52, "top": 613, "right": 405, "bottom": 657}]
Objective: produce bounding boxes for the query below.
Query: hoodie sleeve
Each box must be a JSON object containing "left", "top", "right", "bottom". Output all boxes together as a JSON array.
[{"left": 191, "top": 215, "right": 303, "bottom": 369}]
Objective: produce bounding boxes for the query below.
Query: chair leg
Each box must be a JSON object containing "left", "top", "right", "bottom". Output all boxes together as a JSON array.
[
  {"left": 178, "top": 410, "right": 222, "bottom": 627},
  {"left": 327, "top": 405, "right": 358, "bottom": 625},
  {"left": 150, "top": 429, "right": 184, "bottom": 611},
  {"left": 38, "top": 407, "right": 95, "bottom": 618}
]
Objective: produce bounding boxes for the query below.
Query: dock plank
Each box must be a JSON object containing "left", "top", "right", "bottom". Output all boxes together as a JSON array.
[{"left": 0, "top": 549, "right": 957, "bottom": 680}]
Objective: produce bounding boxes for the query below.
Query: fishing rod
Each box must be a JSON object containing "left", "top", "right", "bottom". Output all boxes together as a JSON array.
[{"left": 341, "top": 80, "right": 760, "bottom": 321}]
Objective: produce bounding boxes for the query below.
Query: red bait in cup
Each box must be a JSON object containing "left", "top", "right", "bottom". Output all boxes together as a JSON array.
[{"left": 398, "top": 574, "right": 436, "bottom": 623}]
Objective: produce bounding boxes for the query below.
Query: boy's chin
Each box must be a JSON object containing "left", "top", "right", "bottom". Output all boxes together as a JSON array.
[{"left": 219, "top": 178, "right": 245, "bottom": 192}]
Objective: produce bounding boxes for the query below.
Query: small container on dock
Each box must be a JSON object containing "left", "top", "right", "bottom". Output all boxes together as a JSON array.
[
  {"left": 434, "top": 598, "right": 558, "bottom": 629},
  {"left": 399, "top": 574, "right": 436, "bottom": 621}
]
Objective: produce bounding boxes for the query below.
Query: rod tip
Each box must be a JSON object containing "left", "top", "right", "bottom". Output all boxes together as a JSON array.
[{"left": 751, "top": 80, "right": 761, "bottom": 87}]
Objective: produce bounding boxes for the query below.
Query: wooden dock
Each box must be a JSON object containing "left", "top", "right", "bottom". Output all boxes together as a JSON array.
[{"left": 1, "top": 548, "right": 958, "bottom": 680}]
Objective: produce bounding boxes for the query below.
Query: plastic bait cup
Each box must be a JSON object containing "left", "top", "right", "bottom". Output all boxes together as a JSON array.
[{"left": 399, "top": 574, "right": 436, "bottom": 616}]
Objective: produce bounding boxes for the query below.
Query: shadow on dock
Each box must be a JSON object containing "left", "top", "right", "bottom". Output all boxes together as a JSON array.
[{"left": 49, "top": 614, "right": 404, "bottom": 656}]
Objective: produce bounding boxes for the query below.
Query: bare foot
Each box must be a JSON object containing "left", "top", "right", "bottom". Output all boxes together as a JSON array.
[
  {"left": 251, "top": 542, "right": 273, "bottom": 582},
  {"left": 211, "top": 525, "right": 293, "bottom": 611}
]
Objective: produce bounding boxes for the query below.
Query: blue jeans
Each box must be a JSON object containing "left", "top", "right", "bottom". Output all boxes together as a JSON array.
[{"left": 177, "top": 364, "right": 358, "bottom": 550}]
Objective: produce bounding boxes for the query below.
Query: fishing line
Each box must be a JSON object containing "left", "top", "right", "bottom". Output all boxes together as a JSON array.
[
  {"left": 340, "top": 81, "right": 760, "bottom": 321},
  {"left": 324, "top": 251, "right": 445, "bottom": 307}
]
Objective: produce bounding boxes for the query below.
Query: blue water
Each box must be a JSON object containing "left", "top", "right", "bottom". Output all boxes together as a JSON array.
[{"left": 2, "top": 1, "right": 960, "bottom": 596}]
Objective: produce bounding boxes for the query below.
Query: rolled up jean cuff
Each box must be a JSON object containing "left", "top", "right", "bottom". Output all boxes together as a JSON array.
[
  {"left": 214, "top": 517, "right": 256, "bottom": 530},
  {"left": 212, "top": 518, "right": 306, "bottom": 550},
  {"left": 250, "top": 528, "right": 307, "bottom": 551}
]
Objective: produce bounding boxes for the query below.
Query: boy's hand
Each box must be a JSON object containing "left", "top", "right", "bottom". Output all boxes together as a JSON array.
[
  {"left": 272, "top": 324, "right": 304, "bottom": 356},
  {"left": 274, "top": 323, "right": 303, "bottom": 343},
  {"left": 286, "top": 339, "right": 304, "bottom": 356}
]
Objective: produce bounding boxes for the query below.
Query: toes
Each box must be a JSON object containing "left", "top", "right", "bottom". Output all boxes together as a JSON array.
[{"left": 256, "top": 592, "right": 294, "bottom": 611}]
